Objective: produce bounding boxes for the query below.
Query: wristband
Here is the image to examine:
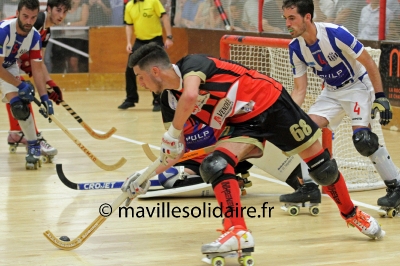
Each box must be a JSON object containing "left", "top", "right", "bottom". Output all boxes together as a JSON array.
[
  {"left": 168, "top": 124, "right": 182, "bottom": 138},
  {"left": 46, "top": 80, "right": 57, "bottom": 87},
  {"left": 40, "top": 94, "right": 49, "bottom": 102},
  {"left": 375, "top": 92, "right": 385, "bottom": 99}
]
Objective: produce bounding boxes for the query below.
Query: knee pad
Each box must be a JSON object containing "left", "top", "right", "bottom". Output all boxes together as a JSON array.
[
  {"left": 158, "top": 166, "right": 186, "bottom": 188},
  {"left": 200, "top": 150, "right": 236, "bottom": 185},
  {"left": 10, "top": 98, "right": 30, "bottom": 121},
  {"left": 352, "top": 129, "right": 379, "bottom": 157},
  {"left": 307, "top": 149, "right": 339, "bottom": 186}
]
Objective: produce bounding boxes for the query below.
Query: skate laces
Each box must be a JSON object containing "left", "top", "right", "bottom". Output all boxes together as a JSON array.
[
  {"left": 346, "top": 209, "right": 371, "bottom": 230},
  {"left": 215, "top": 226, "right": 248, "bottom": 254}
]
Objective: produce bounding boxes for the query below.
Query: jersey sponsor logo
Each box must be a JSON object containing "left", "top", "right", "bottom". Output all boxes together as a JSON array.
[
  {"left": 350, "top": 38, "right": 357, "bottom": 50},
  {"left": 185, "top": 129, "right": 211, "bottom": 143},
  {"left": 307, "top": 62, "right": 315, "bottom": 67},
  {"left": 192, "top": 91, "right": 210, "bottom": 114},
  {"left": 210, "top": 98, "right": 233, "bottom": 128},
  {"left": 19, "top": 49, "right": 28, "bottom": 55},
  {"left": 143, "top": 13, "right": 154, "bottom": 18},
  {"left": 327, "top": 52, "right": 339, "bottom": 62},
  {"left": 318, "top": 69, "right": 343, "bottom": 79},
  {"left": 83, "top": 182, "right": 117, "bottom": 189},
  {"left": 311, "top": 49, "right": 322, "bottom": 55},
  {"left": 168, "top": 91, "right": 178, "bottom": 110}
]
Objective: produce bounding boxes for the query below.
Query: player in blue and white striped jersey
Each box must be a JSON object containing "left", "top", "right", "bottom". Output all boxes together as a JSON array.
[
  {"left": 282, "top": 0, "right": 397, "bottom": 235},
  {"left": 0, "top": 0, "right": 54, "bottom": 169}
]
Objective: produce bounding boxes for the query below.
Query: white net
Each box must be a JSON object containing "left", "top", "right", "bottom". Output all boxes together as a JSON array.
[{"left": 227, "top": 43, "right": 388, "bottom": 191}]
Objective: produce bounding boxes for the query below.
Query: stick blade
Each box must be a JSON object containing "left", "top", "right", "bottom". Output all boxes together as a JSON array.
[
  {"left": 56, "top": 164, "right": 79, "bottom": 190},
  {"left": 43, "top": 230, "right": 83, "bottom": 251}
]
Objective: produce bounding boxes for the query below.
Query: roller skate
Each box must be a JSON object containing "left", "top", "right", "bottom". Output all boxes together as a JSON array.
[
  {"left": 237, "top": 171, "right": 252, "bottom": 196},
  {"left": 26, "top": 140, "right": 42, "bottom": 170},
  {"left": 7, "top": 131, "right": 27, "bottom": 153},
  {"left": 201, "top": 219, "right": 255, "bottom": 266},
  {"left": 37, "top": 132, "right": 57, "bottom": 163},
  {"left": 279, "top": 182, "right": 321, "bottom": 216},
  {"left": 343, "top": 206, "right": 385, "bottom": 239},
  {"left": 377, "top": 179, "right": 400, "bottom": 218}
]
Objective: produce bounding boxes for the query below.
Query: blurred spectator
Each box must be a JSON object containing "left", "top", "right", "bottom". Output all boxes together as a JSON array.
[
  {"left": 326, "top": 0, "right": 364, "bottom": 35},
  {"left": 262, "top": 0, "right": 285, "bottom": 33},
  {"left": 88, "top": 0, "right": 111, "bottom": 26},
  {"left": 314, "top": 0, "right": 335, "bottom": 22},
  {"left": 181, "top": 0, "right": 204, "bottom": 28},
  {"left": 242, "top": 0, "right": 259, "bottom": 31},
  {"left": 52, "top": 0, "right": 89, "bottom": 73},
  {"left": 230, "top": 0, "right": 245, "bottom": 31},
  {"left": 109, "top": 0, "right": 124, "bottom": 25},
  {"left": 0, "top": 0, "right": 18, "bottom": 19},
  {"left": 387, "top": 0, "right": 400, "bottom": 40},
  {"left": 358, "top": 0, "right": 393, "bottom": 40}
]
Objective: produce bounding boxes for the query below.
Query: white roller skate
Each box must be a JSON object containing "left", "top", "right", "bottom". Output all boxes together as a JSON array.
[
  {"left": 8, "top": 131, "right": 27, "bottom": 153},
  {"left": 377, "top": 179, "right": 400, "bottom": 218},
  {"left": 201, "top": 223, "right": 255, "bottom": 266},
  {"left": 343, "top": 206, "right": 385, "bottom": 240},
  {"left": 26, "top": 140, "right": 42, "bottom": 170},
  {"left": 37, "top": 132, "right": 57, "bottom": 163}
]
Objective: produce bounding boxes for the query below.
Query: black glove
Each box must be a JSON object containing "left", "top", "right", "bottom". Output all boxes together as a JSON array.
[{"left": 371, "top": 92, "right": 392, "bottom": 126}]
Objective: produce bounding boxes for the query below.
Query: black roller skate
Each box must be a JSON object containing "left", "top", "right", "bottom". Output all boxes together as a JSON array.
[
  {"left": 279, "top": 182, "right": 321, "bottom": 216},
  {"left": 377, "top": 179, "right": 400, "bottom": 218}
]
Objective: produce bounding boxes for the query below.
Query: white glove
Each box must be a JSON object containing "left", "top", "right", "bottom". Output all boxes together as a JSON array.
[
  {"left": 160, "top": 125, "right": 184, "bottom": 165},
  {"left": 121, "top": 172, "right": 151, "bottom": 206}
]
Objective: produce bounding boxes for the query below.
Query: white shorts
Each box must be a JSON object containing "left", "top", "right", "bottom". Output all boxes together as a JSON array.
[
  {"left": 1, "top": 64, "right": 21, "bottom": 103},
  {"left": 308, "top": 74, "right": 374, "bottom": 131}
]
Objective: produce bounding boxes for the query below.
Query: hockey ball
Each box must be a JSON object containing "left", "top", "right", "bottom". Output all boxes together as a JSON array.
[{"left": 59, "top": 236, "right": 70, "bottom": 242}]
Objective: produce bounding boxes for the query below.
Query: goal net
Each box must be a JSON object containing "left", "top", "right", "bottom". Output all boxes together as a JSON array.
[{"left": 220, "top": 35, "right": 389, "bottom": 191}]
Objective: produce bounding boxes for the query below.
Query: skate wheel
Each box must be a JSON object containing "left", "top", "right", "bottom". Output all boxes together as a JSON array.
[
  {"left": 244, "top": 181, "right": 252, "bottom": 188},
  {"left": 387, "top": 208, "right": 396, "bottom": 218},
  {"left": 288, "top": 206, "right": 299, "bottom": 216},
  {"left": 211, "top": 256, "right": 225, "bottom": 266},
  {"left": 42, "top": 156, "right": 49, "bottom": 163},
  {"left": 309, "top": 206, "right": 320, "bottom": 216},
  {"left": 239, "top": 255, "right": 254, "bottom": 266},
  {"left": 241, "top": 189, "right": 247, "bottom": 196},
  {"left": 9, "top": 146, "right": 17, "bottom": 154}
]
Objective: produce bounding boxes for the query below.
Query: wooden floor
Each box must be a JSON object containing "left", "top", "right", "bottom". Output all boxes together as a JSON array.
[{"left": 1, "top": 90, "right": 400, "bottom": 265}]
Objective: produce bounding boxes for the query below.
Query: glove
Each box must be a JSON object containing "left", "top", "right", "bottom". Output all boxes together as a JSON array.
[
  {"left": 17, "top": 81, "right": 35, "bottom": 102},
  {"left": 46, "top": 80, "right": 63, "bottom": 105},
  {"left": 40, "top": 94, "right": 54, "bottom": 117},
  {"left": 121, "top": 172, "right": 151, "bottom": 206},
  {"left": 371, "top": 92, "right": 392, "bottom": 126},
  {"left": 160, "top": 125, "right": 184, "bottom": 165}
]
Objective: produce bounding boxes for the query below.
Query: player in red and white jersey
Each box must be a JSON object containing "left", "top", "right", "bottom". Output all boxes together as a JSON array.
[
  {"left": 5, "top": 0, "right": 71, "bottom": 158},
  {"left": 122, "top": 43, "right": 385, "bottom": 257}
]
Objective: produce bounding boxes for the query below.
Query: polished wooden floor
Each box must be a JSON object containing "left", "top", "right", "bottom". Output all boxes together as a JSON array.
[{"left": 1, "top": 90, "right": 400, "bottom": 265}]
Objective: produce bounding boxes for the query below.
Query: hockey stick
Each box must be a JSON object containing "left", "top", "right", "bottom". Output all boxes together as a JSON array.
[
  {"left": 44, "top": 158, "right": 162, "bottom": 250},
  {"left": 56, "top": 163, "right": 160, "bottom": 190},
  {"left": 34, "top": 99, "right": 126, "bottom": 171},
  {"left": 48, "top": 88, "right": 116, "bottom": 140},
  {"left": 142, "top": 143, "right": 216, "bottom": 163}
]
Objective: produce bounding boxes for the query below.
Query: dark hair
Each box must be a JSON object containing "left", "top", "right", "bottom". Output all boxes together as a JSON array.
[
  {"left": 128, "top": 42, "right": 171, "bottom": 70},
  {"left": 282, "top": 0, "right": 314, "bottom": 21},
  {"left": 47, "top": 0, "right": 72, "bottom": 11},
  {"left": 18, "top": 0, "right": 40, "bottom": 11}
]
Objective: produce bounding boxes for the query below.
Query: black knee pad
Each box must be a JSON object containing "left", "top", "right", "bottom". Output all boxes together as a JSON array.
[
  {"left": 200, "top": 150, "right": 236, "bottom": 185},
  {"left": 285, "top": 164, "right": 302, "bottom": 190},
  {"left": 352, "top": 129, "right": 379, "bottom": 157},
  {"left": 307, "top": 149, "right": 339, "bottom": 186},
  {"left": 11, "top": 100, "right": 30, "bottom": 121}
]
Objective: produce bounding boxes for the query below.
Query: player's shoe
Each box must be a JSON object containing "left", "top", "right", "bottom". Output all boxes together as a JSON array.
[
  {"left": 279, "top": 182, "right": 321, "bottom": 204},
  {"left": 37, "top": 132, "right": 58, "bottom": 156},
  {"left": 201, "top": 218, "right": 254, "bottom": 254},
  {"left": 377, "top": 179, "right": 400, "bottom": 208},
  {"left": 8, "top": 131, "right": 27, "bottom": 153},
  {"left": 343, "top": 206, "right": 385, "bottom": 239},
  {"left": 26, "top": 140, "right": 41, "bottom": 170}
]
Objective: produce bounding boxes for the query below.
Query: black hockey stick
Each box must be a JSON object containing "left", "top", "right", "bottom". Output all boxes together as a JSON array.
[{"left": 56, "top": 164, "right": 160, "bottom": 190}]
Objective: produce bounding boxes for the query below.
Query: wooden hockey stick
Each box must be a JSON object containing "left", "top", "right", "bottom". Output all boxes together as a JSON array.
[
  {"left": 56, "top": 164, "right": 160, "bottom": 190},
  {"left": 48, "top": 88, "right": 116, "bottom": 140},
  {"left": 44, "top": 158, "right": 162, "bottom": 250},
  {"left": 34, "top": 99, "right": 126, "bottom": 171},
  {"left": 142, "top": 143, "right": 216, "bottom": 163}
]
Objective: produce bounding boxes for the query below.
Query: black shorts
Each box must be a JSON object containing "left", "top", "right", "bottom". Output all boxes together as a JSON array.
[{"left": 221, "top": 88, "right": 321, "bottom": 155}]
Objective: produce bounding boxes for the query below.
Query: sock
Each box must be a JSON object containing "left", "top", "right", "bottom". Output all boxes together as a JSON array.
[
  {"left": 6, "top": 103, "right": 21, "bottom": 131},
  {"left": 304, "top": 148, "right": 354, "bottom": 216},
  {"left": 212, "top": 147, "right": 246, "bottom": 229}
]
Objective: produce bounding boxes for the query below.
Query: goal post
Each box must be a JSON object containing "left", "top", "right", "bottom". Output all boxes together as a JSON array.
[{"left": 220, "top": 34, "right": 389, "bottom": 191}]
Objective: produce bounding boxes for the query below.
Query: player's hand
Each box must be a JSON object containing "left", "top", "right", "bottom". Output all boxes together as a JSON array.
[
  {"left": 40, "top": 95, "right": 54, "bottom": 117},
  {"left": 371, "top": 92, "right": 392, "bottom": 126},
  {"left": 17, "top": 81, "right": 35, "bottom": 102},
  {"left": 121, "top": 172, "right": 151, "bottom": 206},
  {"left": 46, "top": 80, "right": 63, "bottom": 105},
  {"left": 160, "top": 125, "right": 183, "bottom": 165}
]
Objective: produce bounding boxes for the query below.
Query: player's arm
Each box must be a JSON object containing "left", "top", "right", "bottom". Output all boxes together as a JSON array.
[
  {"left": 356, "top": 49, "right": 383, "bottom": 93},
  {"left": 0, "top": 57, "right": 21, "bottom": 87},
  {"left": 31, "top": 59, "right": 47, "bottom": 97},
  {"left": 125, "top": 24, "right": 133, "bottom": 53},
  {"left": 161, "top": 14, "right": 173, "bottom": 49},
  {"left": 292, "top": 74, "right": 308, "bottom": 107}
]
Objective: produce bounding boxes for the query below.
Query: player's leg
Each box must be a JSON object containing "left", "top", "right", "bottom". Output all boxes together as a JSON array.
[{"left": 199, "top": 142, "right": 255, "bottom": 255}]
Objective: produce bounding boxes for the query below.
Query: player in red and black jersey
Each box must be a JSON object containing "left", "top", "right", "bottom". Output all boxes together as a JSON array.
[
  {"left": 123, "top": 42, "right": 385, "bottom": 256},
  {"left": 5, "top": 0, "right": 71, "bottom": 156}
]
